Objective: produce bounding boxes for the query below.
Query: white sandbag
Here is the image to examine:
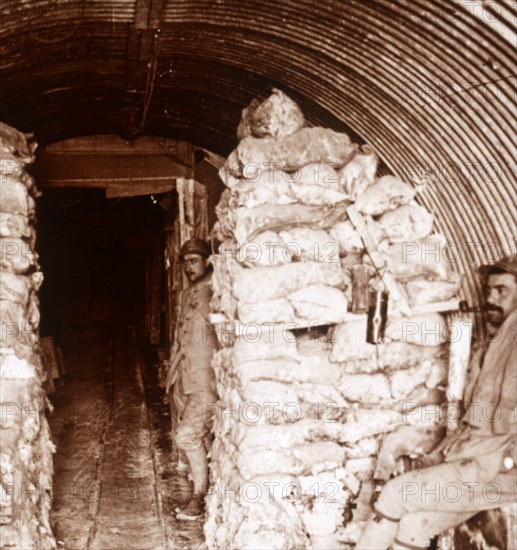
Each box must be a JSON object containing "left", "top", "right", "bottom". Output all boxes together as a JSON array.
[
  {"left": 367, "top": 234, "right": 459, "bottom": 282},
  {"left": 337, "top": 373, "right": 391, "bottom": 404},
  {"left": 231, "top": 353, "right": 341, "bottom": 387},
  {"left": 337, "top": 144, "right": 378, "bottom": 200},
  {"left": 329, "top": 314, "right": 368, "bottom": 348},
  {"left": 0, "top": 213, "right": 31, "bottom": 238},
  {"left": 330, "top": 337, "right": 448, "bottom": 374},
  {"left": 231, "top": 170, "right": 295, "bottom": 208},
  {"left": 288, "top": 163, "right": 340, "bottom": 190},
  {"left": 224, "top": 128, "right": 358, "bottom": 177},
  {"left": 0, "top": 177, "right": 30, "bottom": 215},
  {"left": 0, "top": 270, "right": 30, "bottom": 304},
  {"left": 237, "top": 441, "right": 346, "bottom": 478},
  {"left": 376, "top": 203, "right": 434, "bottom": 243},
  {"left": 278, "top": 227, "right": 339, "bottom": 263},
  {"left": 405, "top": 279, "right": 459, "bottom": 307},
  {"left": 232, "top": 202, "right": 350, "bottom": 245},
  {"left": 236, "top": 89, "right": 305, "bottom": 140},
  {"left": 329, "top": 217, "right": 384, "bottom": 255},
  {"left": 287, "top": 285, "right": 348, "bottom": 323},
  {"left": 355, "top": 175, "right": 417, "bottom": 216},
  {"left": 237, "top": 298, "right": 296, "bottom": 324},
  {"left": 0, "top": 238, "right": 36, "bottom": 273},
  {"left": 239, "top": 230, "right": 288, "bottom": 266},
  {"left": 232, "top": 259, "right": 345, "bottom": 304},
  {"left": 288, "top": 182, "right": 349, "bottom": 205},
  {"left": 390, "top": 362, "right": 434, "bottom": 400},
  {"left": 386, "top": 313, "right": 448, "bottom": 346}
]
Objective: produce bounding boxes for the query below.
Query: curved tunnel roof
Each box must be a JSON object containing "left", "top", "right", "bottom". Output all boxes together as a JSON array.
[{"left": 1, "top": 0, "right": 516, "bottom": 304}]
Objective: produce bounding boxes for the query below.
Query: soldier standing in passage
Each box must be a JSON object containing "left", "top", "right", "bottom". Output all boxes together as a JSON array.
[
  {"left": 166, "top": 237, "right": 219, "bottom": 521},
  {"left": 357, "top": 253, "right": 517, "bottom": 549}
]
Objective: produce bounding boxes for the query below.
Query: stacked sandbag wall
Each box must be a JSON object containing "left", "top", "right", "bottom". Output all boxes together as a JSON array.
[
  {"left": 0, "top": 122, "right": 56, "bottom": 549},
  {"left": 205, "top": 91, "right": 460, "bottom": 549}
]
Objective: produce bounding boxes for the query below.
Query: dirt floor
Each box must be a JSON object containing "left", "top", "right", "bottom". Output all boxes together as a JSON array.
[{"left": 47, "top": 318, "right": 206, "bottom": 550}]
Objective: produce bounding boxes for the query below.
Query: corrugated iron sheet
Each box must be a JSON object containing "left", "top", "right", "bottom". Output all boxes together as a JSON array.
[{"left": 0, "top": 0, "right": 515, "bottom": 305}]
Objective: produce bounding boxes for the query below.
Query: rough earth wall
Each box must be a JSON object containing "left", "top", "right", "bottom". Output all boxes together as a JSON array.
[{"left": 0, "top": 122, "right": 56, "bottom": 549}]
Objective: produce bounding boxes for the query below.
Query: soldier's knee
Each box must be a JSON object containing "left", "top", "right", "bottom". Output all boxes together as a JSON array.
[
  {"left": 375, "top": 478, "right": 407, "bottom": 519},
  {"left": 175, "top": 423, "right": 204, "bottom": 453}
]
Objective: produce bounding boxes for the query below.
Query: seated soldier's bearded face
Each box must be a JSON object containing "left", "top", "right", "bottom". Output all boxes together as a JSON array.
[
  {"left": 182, "top": 253, "right": 208, "bottom": 283},
  {"left": 485, "top": 272, "right": 517, "bottom": 326}
]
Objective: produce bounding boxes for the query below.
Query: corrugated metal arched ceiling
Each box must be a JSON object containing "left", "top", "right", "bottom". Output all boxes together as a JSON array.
[{"left": 1, "top": 0, "right": 516, "bottom": 301}]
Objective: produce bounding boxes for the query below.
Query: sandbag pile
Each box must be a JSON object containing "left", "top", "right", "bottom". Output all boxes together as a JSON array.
[
  {"left": 206, "top": 92, "right": 457, "bottom": 549},
  {"left": 0, "top": 122, "right": 56, "bottom": 550}
]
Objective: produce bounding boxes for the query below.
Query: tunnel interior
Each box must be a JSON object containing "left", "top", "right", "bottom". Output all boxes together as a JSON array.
[
  {"left": 0, "top": 0, "right": 516, "bottom": 549},
  {"left": 37, "top": 188, "right": 165, "bottom": 342}
]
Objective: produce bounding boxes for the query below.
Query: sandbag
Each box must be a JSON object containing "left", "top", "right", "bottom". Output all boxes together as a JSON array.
[
  {"left": 0, "top": 122, "right": 35, "bottom": 161},
  {"left": 236, "top": 89, "right": 305, "bottom": 140},
  {"left": 278, "top": 227, "right": 338, "bottom": 263},
  {"left": 288, "top": 163, "right": 340, "bottom": 190},
  {"left": 0, "top": 177, "right": 30, "bottom": 215},
  {"left": 367, "top": 234, "right": 459, "bottom": 282},
  {"left": 0, "top": 238, "right": 36, "bottom": 273},
  {"left": 0, "top": 213, "right": 31, "bottom": 238},
  {"left": 0, "top": 270, "right": 30, "bottom": 304},
  {"left": 288, "top": 182, "right": 348, "bottom": 205},
  {"left": 232, "top": 202, "right": 350, "bottom": 245},
  {"left": 231, "top": 170, "right": 294, "bottom": 208},
  {"left": 237, "top": 298, "right": 296, "bottom": 324},
  {"left": 337, "top": 373, "right": 391, "bottom": 404},
  {"left": 238, "top": 230, "right": 288, "bottom": 266},
  {"left": 224, "top": 128, "right": 358, "bottom": 177},
  {"left": 329, "top": 218, "right": 384, "bottom": 255},
  {"left": 376, "top": 203, "right": 434, "bottom": 243},
  {"left": 337, "top": 144, "right": 378, "bottom": 200},
  {"left": 385, "top": 313, "right": 448, "bottom": 346},
  {"left": 405, "top": 279, "right": 460, "bottom": 306},
  {"left": 330, "top": 338, "right": 448, "bottom": 374},
  {"left": 232, "top": 260, "right": 344, "bottom": 304},
  {"left": 354, "top": 175, "right": 416, "bottom": 216},
  {"left": 390, "top": 363, "right": 434, "bottom": 400},
  {"left": 287, "top": 284, "right": 348, "bottom": 323},
  {"left": 329, "top": 314, "right": 368, "bottom": 348},
  {"left": 236, "top": 441, "right": 346, "bottom": 478}
]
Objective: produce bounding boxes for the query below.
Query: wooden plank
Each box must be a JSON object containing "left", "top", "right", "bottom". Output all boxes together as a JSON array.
[
  {"left": 105, "top": 182, "right": 175, "bottom": 198},
  {"left": 36, "top": 153, "right": 189, "bottom": 183},
  {"left": 410, "top": 300, "right": 460, "bottom": 315},
  {"left": 149, "top": 237, "right": 162, "bottom": 345}
]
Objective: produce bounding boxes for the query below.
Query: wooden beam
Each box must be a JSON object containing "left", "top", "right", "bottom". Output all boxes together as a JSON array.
[
  {"left": 36, "top": 152, "right": 189, "bottom": 189},
  {"left": 105, "top": 182, "right": 175, "bottom": 198}
]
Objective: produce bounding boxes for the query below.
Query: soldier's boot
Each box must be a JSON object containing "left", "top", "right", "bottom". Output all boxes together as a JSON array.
[
  {"left": 355, "top": 512, "right": 399, "bottom": 550},
  {"left": 176, "top": 448, "right": 208, "bottom": 521}
]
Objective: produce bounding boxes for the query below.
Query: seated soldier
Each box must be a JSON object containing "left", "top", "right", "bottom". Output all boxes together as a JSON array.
[{"left": 356, "top": 253, "right": 517, "bottom": 549}]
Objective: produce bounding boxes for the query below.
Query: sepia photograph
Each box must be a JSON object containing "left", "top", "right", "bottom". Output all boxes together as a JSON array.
[{"left": 0, "top": 1, "right": 516, "bottom": 549}]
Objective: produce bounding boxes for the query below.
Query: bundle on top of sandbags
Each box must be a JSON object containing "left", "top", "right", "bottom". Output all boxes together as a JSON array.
[{"left": 236, "top": 88, "right": 305, "bottom": 140}]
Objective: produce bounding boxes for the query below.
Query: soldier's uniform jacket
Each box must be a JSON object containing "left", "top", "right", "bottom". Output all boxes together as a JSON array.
[
  {"left": 444, "top": 309, "right": 517, "bottom": 464},
  {"left": 175, "top": 272, "right": 218, "bottom": 395}
]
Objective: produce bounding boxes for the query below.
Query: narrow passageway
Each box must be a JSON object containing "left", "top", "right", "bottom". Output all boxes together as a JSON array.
[
  {"left": 38, "top": 190, "right": 206, "bottom": 549},
  {"left": 47, "top": 300, "right": 206, "bottom": 549}
]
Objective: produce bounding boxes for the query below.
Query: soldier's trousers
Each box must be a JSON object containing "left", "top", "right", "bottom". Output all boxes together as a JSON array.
[
  {"left": 374, "top": 453, "right": 517, "bottom": 548},
  {"left": 175, "top": 390, "right": 218, "bottom": 453}
]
